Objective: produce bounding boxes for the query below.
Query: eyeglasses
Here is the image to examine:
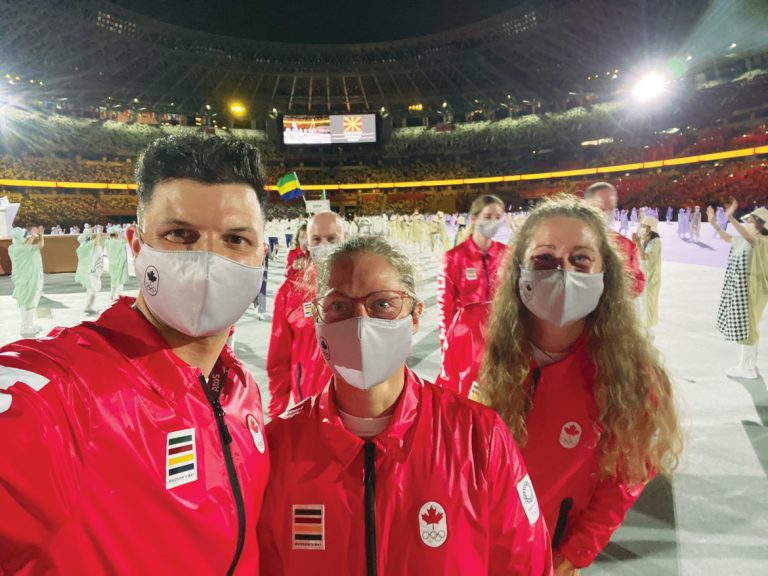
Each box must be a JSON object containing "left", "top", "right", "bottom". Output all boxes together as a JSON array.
[{"left": 313, "top": 290, "right": 416, "bottom": 323}]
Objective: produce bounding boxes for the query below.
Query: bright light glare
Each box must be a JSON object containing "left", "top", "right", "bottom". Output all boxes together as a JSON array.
[
  {"left": 632, "top": 74, "right": 667, "bottom": 102},
  {"left": 230, "top": 102, "right": 246, "bottom": 116}
]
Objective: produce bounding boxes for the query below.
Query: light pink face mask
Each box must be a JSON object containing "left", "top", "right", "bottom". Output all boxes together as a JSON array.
[
  {"left": 316, "top": 316, "right": 413, "bottom": 390},
  {"left": 519, "top": 267, "right": 604, "bottom": 327}
]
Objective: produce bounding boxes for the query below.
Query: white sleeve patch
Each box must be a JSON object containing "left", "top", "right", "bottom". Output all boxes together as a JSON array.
[
  {"left": 0, "top": 366, "right": 50, "bottom": 415},
  {"left": 516, "top": 473, "right": 541, "bottom": 525}
]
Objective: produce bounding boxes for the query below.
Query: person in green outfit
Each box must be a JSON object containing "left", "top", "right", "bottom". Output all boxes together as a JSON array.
[
  {"left": 9, "top": 226, "right": 45, "bottom": 336},
  {"left": 105, "top": 225, "right": 129, "bottom": 300},
  {"left": 76, "top": 224, "right": 105, "bottom": 314}
]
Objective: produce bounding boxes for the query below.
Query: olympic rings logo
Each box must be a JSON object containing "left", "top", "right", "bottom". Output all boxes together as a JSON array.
[
  {"left": 421, "top": 530, "right": 446, "bottom": 541},
  {"left": 521, "top": 482, "right": 534, "bottom": 504}
]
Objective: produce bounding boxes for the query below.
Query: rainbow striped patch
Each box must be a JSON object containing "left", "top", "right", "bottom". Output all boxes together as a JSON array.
[
  {"left": 166, "top": 428, "right": 197, "bottom": 489},
  {"left": 292, "top": 505, "right": 325, "bottom": 550}
]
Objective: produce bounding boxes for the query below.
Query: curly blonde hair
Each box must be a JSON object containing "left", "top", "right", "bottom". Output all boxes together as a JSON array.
[{"left": 478, "top": 194, "right": 682, "bottom": 486}]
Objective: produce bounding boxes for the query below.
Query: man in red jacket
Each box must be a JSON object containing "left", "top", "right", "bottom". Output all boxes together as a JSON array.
[
  {"left": 584, "top": 182, "right": 645, "bottom": 297},
  {"left": 266, "top": 211, "right": 343, "bottom": 419},
  {"left": 0, "top": 135, "right": 271, "bottom": 575}
]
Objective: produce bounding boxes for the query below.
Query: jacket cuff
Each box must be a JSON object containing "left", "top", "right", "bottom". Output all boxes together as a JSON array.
[{"left": 558, "top": 537, "right": 599, "bottom": 569}]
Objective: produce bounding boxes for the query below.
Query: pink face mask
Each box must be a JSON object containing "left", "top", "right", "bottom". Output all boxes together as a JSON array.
[{"left": 315, "top": 316, "right": 413, "bottom": 390}]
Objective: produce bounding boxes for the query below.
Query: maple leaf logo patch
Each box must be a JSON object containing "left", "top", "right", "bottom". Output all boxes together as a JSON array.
[
  {"left": 421, "top": 506, "right": 443, "bottom": 526},
  {"left": 418, "top": 501, "right": 447, "bottom": 548},
  {"left": 144, "top": 265, "right": 159, "bottom": 296},
  {"left": 559, "top": 421, "right": 582, "bottom": 449}
]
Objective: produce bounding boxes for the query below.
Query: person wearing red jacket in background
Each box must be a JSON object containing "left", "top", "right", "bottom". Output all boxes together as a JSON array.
[
  {"left": 477, "top": 195, "right": 683, "bottom": 575},
  {"left": 435, "top": 194, "right": 508, "bottom": 397},
  {"left": 583, "top": 182, "right": 645, "bottom": 297},
  {"left": 0, "top": 135, "right": 271, "bottom": 574},
  {"left": 259, "top": 235, "right": 553, "bottom": 576},
  {"left": 266, "top": 211, "right": 343, "bottom": 419},
  {"left": 284, "top": 222, "right": 309, "bottom": 281}
]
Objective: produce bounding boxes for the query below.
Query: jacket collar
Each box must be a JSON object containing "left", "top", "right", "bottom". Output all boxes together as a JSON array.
[
  {"left": 465, "top": 235, "right": 504, "bottom": 258},
  {"left": 317, "top": 366, "right": 423, "bottom": 469},
  {"left": 87, "top": 297, "right": 241, "bottom": 403}
]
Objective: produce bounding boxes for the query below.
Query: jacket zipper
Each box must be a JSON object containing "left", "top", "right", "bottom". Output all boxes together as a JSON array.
[
  {"left": 364, "top": 441, "right": 377, "bottom": 576},
  {"left": 199, "top": 371, "right": 246, "bottom": 576},
  {"left": 297, "top": 362, "right": 303, "bottom": 401},
  {"left": 481, "top": 253, "right": 491, "bottom": 300}
]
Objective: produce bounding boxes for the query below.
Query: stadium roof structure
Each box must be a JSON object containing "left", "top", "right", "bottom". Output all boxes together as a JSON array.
[{"left": 0, "top": 0, "right": 711, "bottom": 117}]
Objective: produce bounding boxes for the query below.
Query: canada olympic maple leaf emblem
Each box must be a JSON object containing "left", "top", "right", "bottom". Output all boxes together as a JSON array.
[
  {"left": 144, "top": 265, "right": 159, "bottom": 296},
  {"left": 564, "top": 423, "right": 580, "bottom": 436},
  {"left": 559, "top": 421, "right": 582, "bottom": 449},
  {"left": 421, "top": 506, "right": 443, "bottom": 526},
  {"left": 418, "top": 501, "right": 448, "bottom": 548}
]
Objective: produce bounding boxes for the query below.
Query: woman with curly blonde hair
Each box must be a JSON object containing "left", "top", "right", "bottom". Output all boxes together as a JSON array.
[{"left": 478, "top": 194, "right": 682, "bottom": 576}]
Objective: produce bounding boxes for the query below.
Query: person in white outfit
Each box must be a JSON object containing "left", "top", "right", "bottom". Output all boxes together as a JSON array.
[
  {"left": 105, "top": 226, "right": 129, "bottom": 300},
  {"left": 9, "top": 226, "right": 45, "bottom": 336},
  {"left": 76, "top": 225, "right": 105, "bottom": 314},
  {"left": 689, "top": 206, "right": 702, "bottom": 241},
  {"left": 710, "top": 201, "right": 768, "bottom": 379}
]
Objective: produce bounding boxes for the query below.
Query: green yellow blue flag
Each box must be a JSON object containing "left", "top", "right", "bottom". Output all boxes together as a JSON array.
[{"left": 277, "top": 172, "right": 303, "bottom": 202}]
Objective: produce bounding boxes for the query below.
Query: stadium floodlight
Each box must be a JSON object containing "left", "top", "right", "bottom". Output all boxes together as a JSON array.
[
  {"left": 229, "top": 102, "right": 247, "bottom": 116},
  {"left": 631, "top": 73, "right": 667, "bottom": 102}
]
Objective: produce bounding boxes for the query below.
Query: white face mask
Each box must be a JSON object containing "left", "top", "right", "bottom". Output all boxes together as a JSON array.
[
  {"left": 309, "top": 242, "right": 337, "bottom": 263},
  {"left": 134, "top": 241, "right": 263, "bottom": 337},
  {"left": 316, "top": 316, "right": 413, "bottom": 390},
  {"left": 519, "top": 268, "right": 604, "bottom": 327},
  {"left": 475, "top": 218, "right": 502, "bottom": 239}
]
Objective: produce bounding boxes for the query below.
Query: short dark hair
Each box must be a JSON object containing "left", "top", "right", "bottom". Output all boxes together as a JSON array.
[
  {"left": 583, "top": 181, "right": 616, "bottom": 199},
  {"left": 135, "top": 134, "right": 267, "bottom": 218}
]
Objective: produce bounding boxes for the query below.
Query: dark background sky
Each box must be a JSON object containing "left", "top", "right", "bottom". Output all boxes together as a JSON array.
[{"left": 113, "top": 0, "right": 519, "bottom": 44}]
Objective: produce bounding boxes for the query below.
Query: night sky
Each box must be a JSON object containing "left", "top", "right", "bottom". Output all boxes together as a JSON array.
[{"left": 113, "top": 0, "right": 519, "bottom": 44}]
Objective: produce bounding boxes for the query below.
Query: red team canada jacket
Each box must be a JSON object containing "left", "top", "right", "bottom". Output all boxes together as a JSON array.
[
  {"left": 0, "top": 297, "right": 270, "bottom": 575},
  {"left": 613, "top": 233, "right": 645, "bottom": 297},
  {"left": 258, "top": 367, "right": 554, "bottom": 576},
  {"left": 283, "top": 246, "right": 307, "bottom": 281},
  {"left": 518, "top": 337, "right": 646, "bottom": 568},
  {"left": 266, "top": 274, "right": 332, "bottom": 419},
  {"left": 436, "top": 237, "right": 508, "bottom": 396}
]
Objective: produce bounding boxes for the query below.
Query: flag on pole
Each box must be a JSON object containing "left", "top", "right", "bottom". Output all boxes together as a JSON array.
[{"left": 277, "top": 172, "right": 303, "bottom": 202}]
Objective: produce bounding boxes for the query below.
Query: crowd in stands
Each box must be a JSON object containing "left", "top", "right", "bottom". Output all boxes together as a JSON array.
[
  {"left": 1, "top": 70, "right": 765, "bottom": 174},
  {"left": 4, "top": 157, "right": 766, "bottom": 229},
  {"left": 1, "top": 120, "right": 766, "bottom": 192},
  {"left": 1, "top": 69, "right": 766, "bottom": 228},
  {"left": 0, "top": 155, "right": 133, "bottom": 183}
]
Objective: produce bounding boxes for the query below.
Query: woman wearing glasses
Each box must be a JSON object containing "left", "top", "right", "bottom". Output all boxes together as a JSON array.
[
  {"left": 258, "top": 235, "right": 552, "bottom": 576},
  {"left": 478, "top": 195, "right": 682, "bottom": 576}
]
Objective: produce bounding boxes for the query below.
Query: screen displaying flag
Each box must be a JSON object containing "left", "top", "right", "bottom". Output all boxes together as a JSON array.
[
  {"left": 277, "top": 172, "right": 303, "bottom": 202},
  {"left": 342, "top": 115, "right": 363, "bottom": 133}
]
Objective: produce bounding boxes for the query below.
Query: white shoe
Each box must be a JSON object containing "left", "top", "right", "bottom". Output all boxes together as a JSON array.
[
  {"left": 726, "top": 365, "right": 759, "bottom": 379},
  {"left": 20, "top": 324, "right": 42, "bottom": 337},
  {"left": 726, "top": 344, "right": 760, "bottom": 379},
  {"left": 258, "top": 313, "right": 266, "bottom": 321}
]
